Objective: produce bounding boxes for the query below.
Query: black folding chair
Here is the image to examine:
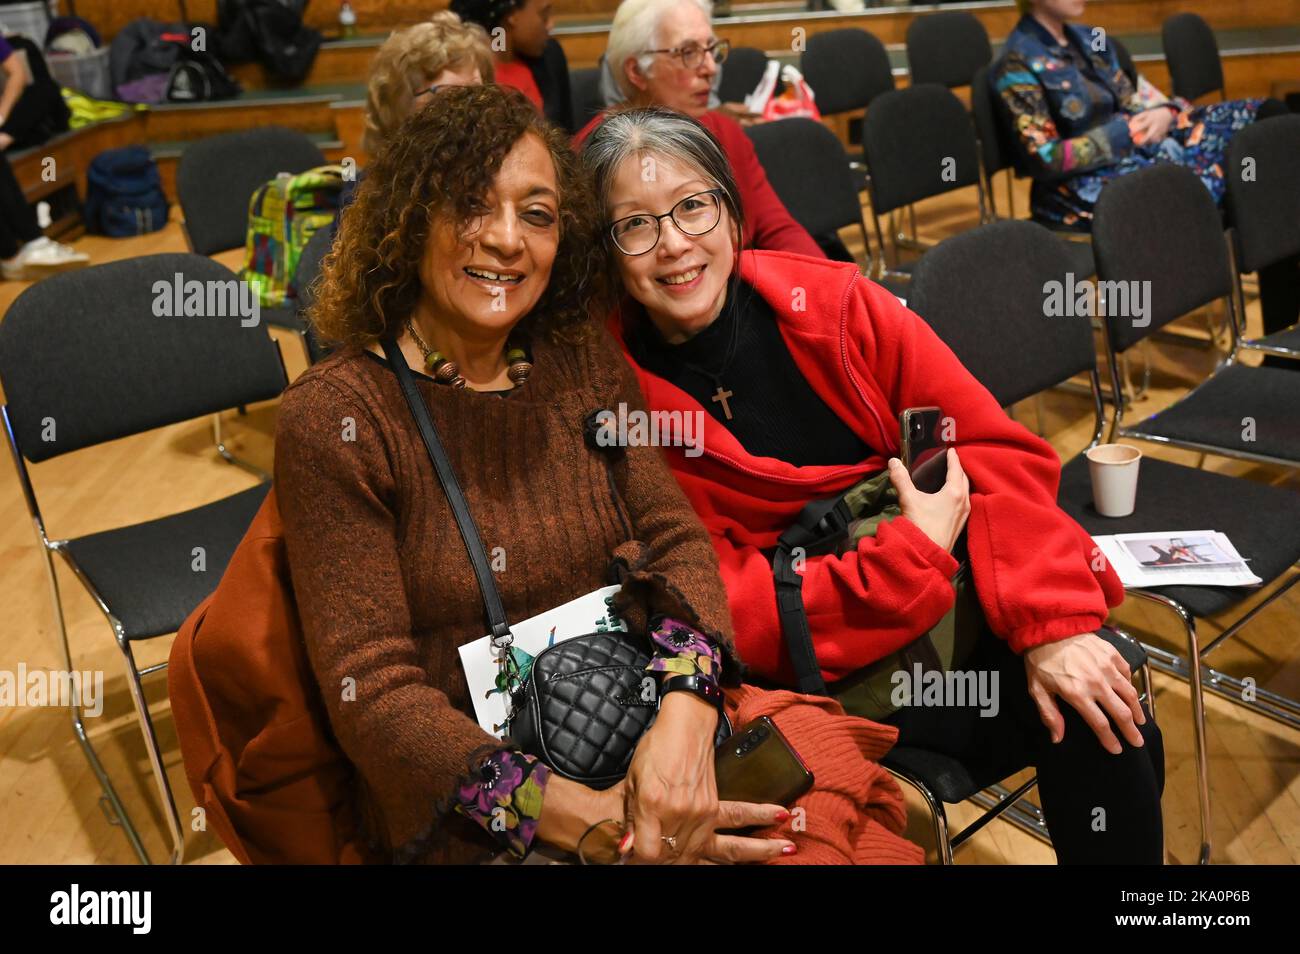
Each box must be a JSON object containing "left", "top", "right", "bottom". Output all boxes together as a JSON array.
[
  {"left": 905, "top": 11, "right": 993, "bottom": 90},
  {"left": 1226, "top": 114, "right": 1300, "bottom": 359},
  {"left": 717, "top": 46, "right": 768, "bottom": 104},
  {"left": 1162, "top": 13, "right": 1225, "bottom": 102},
  {"left": 799, "top": 27, "right": 895, "bottom": 188},
  {"left": 0, "top": 253, "right": 288, "bottom": 864},
  {"left": 746, "top": 117, "right": 874, "bottom": 272},
  {"left": 859, "top": 84, "right": 986, "bottom": 296},
  {"left": 569, "top": 65, "right": 606, "bottom": 134},
  {"left": 909, "top": 218, "right": 1300, "bottom": 864},
  {"left": 293, "top": 225, "right": 335, "bottom": 365},
  {"left": 176, "top": 127, "right": 326, "bottom": 355},
  {"left": 1111, "top": 35, "right": 1139, "bottom": 89}
]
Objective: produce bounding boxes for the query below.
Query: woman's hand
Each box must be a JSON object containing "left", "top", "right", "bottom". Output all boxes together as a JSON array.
[
  {"left": 1128, "top": 108, "right": 1174, "bottom": 145},
  {"left": 1024, "top": 632, "right": 1147, "bottom": 754},
  {"left": 888, "top": 448, "right": 970, "bottom": 552},
  {"left": 622, "top": 692, "right": 721, "bottom": 863}
]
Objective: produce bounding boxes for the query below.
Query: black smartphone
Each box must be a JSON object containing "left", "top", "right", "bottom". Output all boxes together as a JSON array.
[
  {"left": 715, "top": 716, "right": 814, "bottom": 808},
  {"left": 899, "top": 406, "right": 950, "bottom": 495}
]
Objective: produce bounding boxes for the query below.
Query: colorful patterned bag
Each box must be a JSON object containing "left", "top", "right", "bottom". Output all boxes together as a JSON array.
[{"left": 240, "top": 164, "right": 343, "bottom": 308}]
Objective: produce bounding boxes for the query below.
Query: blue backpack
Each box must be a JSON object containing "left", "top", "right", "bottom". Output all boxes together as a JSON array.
[{"left": 84, "top": 146, "right": 170, "bottom": 237}]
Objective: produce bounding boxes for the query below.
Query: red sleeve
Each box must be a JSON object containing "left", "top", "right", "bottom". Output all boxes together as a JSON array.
[
  {"left": 720, "top": 511, "right": 962, "bottom": 684},
  {"left": 847, "top": 277, "right": 1124, "bottom": 653},
  {"left": 704, "top": 112, "right": 826, "bottom": 259}
]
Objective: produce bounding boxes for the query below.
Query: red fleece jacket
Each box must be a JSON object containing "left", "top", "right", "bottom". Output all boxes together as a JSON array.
[
  {"left": 609, "top": 250, "right": 1125, "bottom": 686},
  {"left": 574, "top": 109, "right": 825, "bottom": 260}
]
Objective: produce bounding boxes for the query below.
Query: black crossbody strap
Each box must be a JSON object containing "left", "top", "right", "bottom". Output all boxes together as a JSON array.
[
  {"left": 381, "top": 337, "right": 512, "bottom": 642},
  {"left": 771, "top": 496, "right": 852, "bottom": 696}
]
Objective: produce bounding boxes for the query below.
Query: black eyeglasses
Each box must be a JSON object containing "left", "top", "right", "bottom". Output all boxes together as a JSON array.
[
  {"left": 642, "top": 38, "right": 730, "bottom": 71},
  {"left": 608, "top": 190, "right": 724, "bottom": 256}
]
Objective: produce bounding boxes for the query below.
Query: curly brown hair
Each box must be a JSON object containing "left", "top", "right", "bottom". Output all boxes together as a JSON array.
[{"left": 311, "top": 84, "right": 606, "bottom": 350}]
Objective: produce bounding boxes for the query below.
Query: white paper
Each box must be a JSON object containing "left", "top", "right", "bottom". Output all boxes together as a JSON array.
[
  {"left": 458, "top": 585, "right": 628, "bottom": 738},
  {"left": 1092, "top": 531, "right": 1262, "bottom": 588}
]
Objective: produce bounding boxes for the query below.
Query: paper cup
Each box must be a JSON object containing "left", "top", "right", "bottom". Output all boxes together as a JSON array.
[{"left": 1086, "top": 443, "right": 1142, "bottom": 518}]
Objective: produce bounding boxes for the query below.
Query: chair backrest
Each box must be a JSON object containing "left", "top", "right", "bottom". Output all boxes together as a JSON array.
[
  {"left": 908, "top": 220, "right": 1095, "bottom": 408},
  {"left": 1110, "top": 36, "right": 1139, "bottom": 89},
  {"left": 176, "top": 126, "right": 326, "bottom": 255},
  {"left": 1226, "top": 114, "right": 1300, "bottom": 274},
  {"left": 0, "top": 253, "right": 287, "bottom": 463},
  {"left": 861, "top": 84, "right": 981, "bottom": 215},
  {"left": 569, "top": 66, "right": 606, "bottom": 134},
  {"left": 971, "top": 64, "right": 1013, "bottom": 178},
  {"left": 294, "top": 225, "right": 335, "bottom": 364},
  {"left": 800, "top": 28, "right": 894, "bottom": 116},
  {"left": 1161, "top": 13, "right": 1224, "bottom": 101},
  {"left": 1092, "top": 164, "right": 1232, "bottom": 352},
  {"left": 905, "top": 11, "right": 992, "bottom": 89},
  {"left": 745, "top": 117, "right": 864, "bottom": 237},
  {"left": 718, "top": 46, "right": 768, "bottom": 104}
]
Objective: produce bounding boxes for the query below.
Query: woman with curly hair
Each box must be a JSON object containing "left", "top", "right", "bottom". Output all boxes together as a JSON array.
[{"left": 278, "top": 85, "right": 795, "bottom": 865}]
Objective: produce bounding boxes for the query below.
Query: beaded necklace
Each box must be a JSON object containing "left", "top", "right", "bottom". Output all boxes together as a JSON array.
[{"left": 405, "top": 318, "right": 532, "bottom": 390}]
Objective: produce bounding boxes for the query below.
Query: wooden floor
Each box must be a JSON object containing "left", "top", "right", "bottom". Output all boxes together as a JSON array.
[{"left": 0, "top": 176, "right": 1297, "bottom": 865}]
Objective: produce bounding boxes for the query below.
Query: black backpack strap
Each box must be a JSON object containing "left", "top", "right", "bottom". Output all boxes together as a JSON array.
[
  {"left": 381, "top": 337, "right": 513, "bottom": 646},
  {"left": 772, "top": 495, "right": 853, "bottom": 696}
]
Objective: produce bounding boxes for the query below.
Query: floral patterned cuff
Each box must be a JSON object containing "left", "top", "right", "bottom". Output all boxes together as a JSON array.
[
  {"left": 452, "top": 749, "right": 551, "bottom": 859},
  {"left": 646, "top": 616, "right": 722, "bottom": 683}
]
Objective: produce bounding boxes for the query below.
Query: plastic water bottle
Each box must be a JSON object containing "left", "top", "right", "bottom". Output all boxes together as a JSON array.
[{"left": 339, "top": 1, "right": 358, "bottom": 39}]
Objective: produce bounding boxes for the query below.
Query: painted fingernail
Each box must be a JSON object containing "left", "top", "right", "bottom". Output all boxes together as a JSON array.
[
  {"left": 774, "top": 809, "right": 791, "bottom": 822},
  {"left": 618, "top": 832, "right": 635, "bottom": 854},
  {"left": 781, "top": 844, "right": 797, "bottom": 855}
]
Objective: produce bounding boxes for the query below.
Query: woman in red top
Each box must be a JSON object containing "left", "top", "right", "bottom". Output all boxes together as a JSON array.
[
  {"left": 582, "top": 107, "right": 1166, "bottom": 864},
  {"left": 574, "top": 0, "right": 823, "bottom": 260},
  {"left": 450, "top": 0, "right": 555, "bottom": 115}
]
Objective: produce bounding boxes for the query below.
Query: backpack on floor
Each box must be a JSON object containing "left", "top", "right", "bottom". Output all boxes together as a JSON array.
[
  {"left": 83, "top": 146, "right": 169, "bottom": 236},
  {"left": 239, "top": 163, "right": 343, "bottom": 308},
  {"left": 165, "top": 48, "right": 240, "bottom": 102}
]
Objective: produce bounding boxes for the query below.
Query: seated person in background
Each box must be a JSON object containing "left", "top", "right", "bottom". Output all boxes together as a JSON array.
[
  {"left": 992, "top": 0, "right": 1287, "bottom": 231},
  {"left": 583, "top": 107, "right": 1166, "bottom": 864},
  {"left": 0, "top": 151, "right": 87, "bottom": 280},
  {"left": 450, "top": 0, "right": 569, "bottom": 124},
  {"left": 287, "top": 85, "right": 795, "bottom": 865},
  {"left": 362, "top": 13, "right": 493, "bottom": 159},
  {"left": 336, "top": 13, "right": 492, "bottom": 231},
  {"left": 576, "top": 0, "right": 825, "bottom": 260}
]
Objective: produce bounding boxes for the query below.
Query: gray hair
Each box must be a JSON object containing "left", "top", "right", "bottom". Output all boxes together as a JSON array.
[
  {"left": 605, "top": 0, "right": 713, "bottom": 100},
  {"left": 581, "top": 107, "right": 745, "bottom": 252}
]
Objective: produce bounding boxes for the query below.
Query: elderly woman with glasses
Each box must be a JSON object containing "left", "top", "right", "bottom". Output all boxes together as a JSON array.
[
  {"left": 583, "top": 108, "right": 1166, "bottom": 864},
  {"left": 574, "top": 0, "right": 824, "bottom": 260}
]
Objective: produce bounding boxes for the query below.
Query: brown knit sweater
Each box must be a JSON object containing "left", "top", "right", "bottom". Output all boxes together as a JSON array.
[{"left": 273, "top": 326, "right": 739, "bottom": 864}]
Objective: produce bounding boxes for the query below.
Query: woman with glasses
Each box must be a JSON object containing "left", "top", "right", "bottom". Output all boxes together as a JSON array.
[
  {"left": 584, "top": 108, "right": 1166, "bottom": 864},
  {"left": 575, "top": 0, "right": 824, "bottom": 260}
]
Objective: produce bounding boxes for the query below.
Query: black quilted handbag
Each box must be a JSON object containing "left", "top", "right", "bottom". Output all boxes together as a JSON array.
[{"left": 383, "top": 339, "right": 720, "bottom": 788}]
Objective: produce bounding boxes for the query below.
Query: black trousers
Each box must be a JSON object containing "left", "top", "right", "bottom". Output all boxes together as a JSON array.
[
  {"left": 883, "top": 630, "right": 1165, "bottom": 864},
  {"left": 0, "top": 153, "right": 40, "bottom": 259}
]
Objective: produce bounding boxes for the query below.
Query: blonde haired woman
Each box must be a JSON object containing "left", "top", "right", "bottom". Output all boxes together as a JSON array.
[{"left": 362, "top": 12, "right": 495, "bottom": 156}]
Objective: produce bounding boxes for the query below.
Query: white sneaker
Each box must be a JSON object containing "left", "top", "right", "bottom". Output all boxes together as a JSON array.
[{"left": 2, "top": 237, "right": 90, "bottom": 280}]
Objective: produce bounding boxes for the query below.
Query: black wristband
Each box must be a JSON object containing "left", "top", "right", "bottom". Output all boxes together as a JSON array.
[{"left": 660, "top": 673, "right": 724, "bottom": 709}]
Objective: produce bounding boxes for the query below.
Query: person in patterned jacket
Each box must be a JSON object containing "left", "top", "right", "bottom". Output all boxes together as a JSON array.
[{"left": 990, "top": 0, "right": 1286, "bottom": 231}]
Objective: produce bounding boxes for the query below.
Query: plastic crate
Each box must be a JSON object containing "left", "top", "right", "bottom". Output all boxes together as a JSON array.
[
  {"left": 0, "top": 1, "right": 57, "bottom": 43},
  {"left": 47, "top": 45, "right": 109, "bottom": 99}
]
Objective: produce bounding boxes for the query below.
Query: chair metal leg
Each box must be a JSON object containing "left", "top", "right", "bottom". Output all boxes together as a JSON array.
[
  {"left": 118, "top": 636, "right": 184, "bottom": 865},
  {"left": 958, "top": 776, "right": 1042, "bottom": 849},
  {"left": 212, "top": 412, "right": 269, "bottom": 481},
  {"left": 888, "top": 768, "right": 954, "bottom": 864},
  {"left": 41, "top": 543, "right": 150, "bottom": 864},
  {"left": 1130, "top": 591, "right": 1213, "bottom": 865}
]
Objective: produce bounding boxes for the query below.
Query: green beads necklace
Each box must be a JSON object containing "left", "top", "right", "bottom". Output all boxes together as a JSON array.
[{"left": 405, "top": 318, "right": 532, "bottom": 390}]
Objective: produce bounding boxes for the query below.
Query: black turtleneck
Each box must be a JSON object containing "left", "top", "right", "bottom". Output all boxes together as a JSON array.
[{"left": 628, "top": 281, "right": 875, "bottom": 467}]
